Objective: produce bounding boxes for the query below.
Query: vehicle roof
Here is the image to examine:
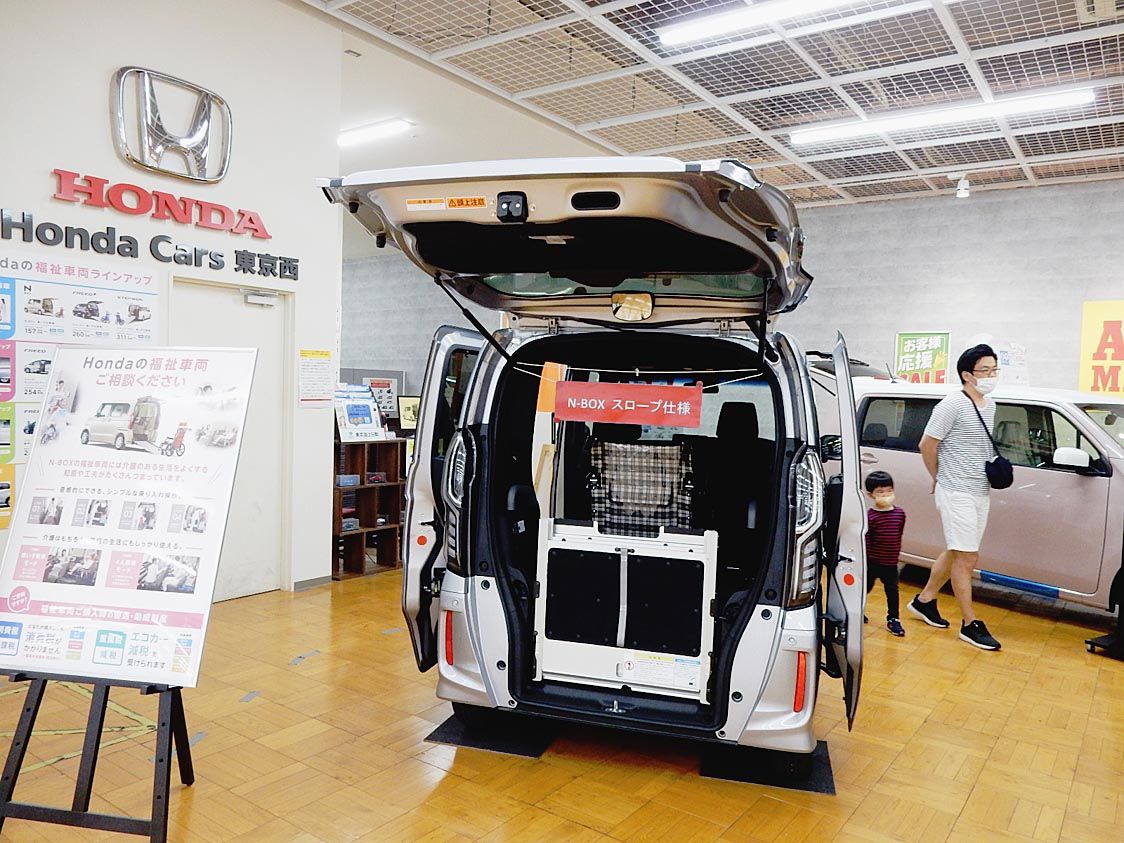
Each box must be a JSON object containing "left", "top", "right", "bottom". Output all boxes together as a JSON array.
[{"left": 850, "top": 377, "right": 1121, "bottom": 405}]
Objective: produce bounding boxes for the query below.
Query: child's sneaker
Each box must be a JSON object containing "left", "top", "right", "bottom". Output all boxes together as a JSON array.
[
  {"left": 886, "top": 618, "right": 905, "bottom": 637},
  {"left": 907, "top": 596, "right": 950, "bottom": 628}
]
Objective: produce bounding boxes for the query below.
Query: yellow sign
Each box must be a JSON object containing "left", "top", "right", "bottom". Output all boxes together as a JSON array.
[
  {"left": 447, "top": 196, "right": 487, "bottom": 209},
  {"left": 1079, "top": 300, "right": 1124, "bottom": 395}
]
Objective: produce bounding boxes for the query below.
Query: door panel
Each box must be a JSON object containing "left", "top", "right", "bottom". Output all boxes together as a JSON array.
[
  {"left": 826, "top": 335, "right": 866, "bottom": 729},
  {"left": 403, "top": 326, "right": 484, "bottom": 671},
  {"left": 981, "top": 403, "right": 1110, "bottom": 595},
  {"left": 170, "top": 280, "right": 286, "bottom": 602},
  {"left": 857, "top": 397, "right": 943, "bottom": 562}
]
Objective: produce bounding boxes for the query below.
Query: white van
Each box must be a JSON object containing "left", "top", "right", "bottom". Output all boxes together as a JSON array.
[{"left": 322, "top": 158, "right": 868, "bottom": 759}]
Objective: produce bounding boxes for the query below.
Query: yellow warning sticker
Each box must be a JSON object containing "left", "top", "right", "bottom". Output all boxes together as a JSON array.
[
  {"left": 447, "top": 196, "right": 488, "bottom": 209},
  {"left": 406, "top": 197, "right": 446, "bottom": 212}
]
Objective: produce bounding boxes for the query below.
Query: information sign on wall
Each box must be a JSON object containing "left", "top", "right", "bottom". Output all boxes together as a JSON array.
[
  {"left": 0, "top": 346, "right": 256, "bottom": 686},
  {"left": 1080, "top": 301, "right": 1124, "bottom": 395},
  {"left": 894, "top": 331, "right": 950, "bottom": 383}
]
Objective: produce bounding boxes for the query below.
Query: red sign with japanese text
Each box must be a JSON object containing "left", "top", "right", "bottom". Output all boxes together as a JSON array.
[{"left": 554, "top": 382, "right": 703, "bottom": 428}]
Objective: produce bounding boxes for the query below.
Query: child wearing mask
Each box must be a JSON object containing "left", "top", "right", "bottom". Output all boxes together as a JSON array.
[{"left": 865, "top": 470, "right": 906, "bottom": 637}]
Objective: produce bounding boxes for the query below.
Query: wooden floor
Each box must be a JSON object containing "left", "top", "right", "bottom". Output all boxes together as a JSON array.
[{"left": 1, "top": 571, "right": 1122, "bottom": 842}]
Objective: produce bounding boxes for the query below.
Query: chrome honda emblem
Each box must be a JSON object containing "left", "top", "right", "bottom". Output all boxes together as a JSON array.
[{"left": 112, "top": 67, "right": 232, "bottom": 183}]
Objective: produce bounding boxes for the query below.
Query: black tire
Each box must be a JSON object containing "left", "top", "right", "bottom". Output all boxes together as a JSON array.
[
  {"left": 114, "top": 433, "right": 125, "bottom": 450},
  {"left": 452, "top": 701, "right": 499, "bottom": 730},
  {"left": 80, "top": 430, "right": 89, "bottom": 445}
]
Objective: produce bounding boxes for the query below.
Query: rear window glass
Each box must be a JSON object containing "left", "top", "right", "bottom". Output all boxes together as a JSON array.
[
  {"left": 860, "top": 398, "right": 938, "bottom": 452},
  {"left": 482, "top": 272, "right": 766, "bottom": 300}
]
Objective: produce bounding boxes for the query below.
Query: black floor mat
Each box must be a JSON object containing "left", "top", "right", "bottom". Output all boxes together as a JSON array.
[
  {"left": 699, "top": 740, "right": 834, "bottom": 794},
  {"left": 425, "top": 711, "right": 557, "bottom": 758}
]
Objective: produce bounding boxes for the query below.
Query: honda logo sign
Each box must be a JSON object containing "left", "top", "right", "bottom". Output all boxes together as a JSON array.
[{"left": 112, "top": 67, "right": 232, "bottom": 183}]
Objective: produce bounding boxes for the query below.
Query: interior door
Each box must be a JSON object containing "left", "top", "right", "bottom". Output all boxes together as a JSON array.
[
  {"left": 403, "top": 326, "right": 484, "bottom": 670},
  {"left": 825, "top": 334, "right": 866, "bottom": 728},
  {"left": 170, "top": 280, "right": 288, "bottom": 601}
]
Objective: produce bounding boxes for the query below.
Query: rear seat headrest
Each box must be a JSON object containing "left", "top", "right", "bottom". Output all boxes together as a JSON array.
[
  {"left": 590, "top": 423, "right": 642, "bottom": 443},
  {"left": 716, "top": 402, "right": 758, "bottom": 440}
]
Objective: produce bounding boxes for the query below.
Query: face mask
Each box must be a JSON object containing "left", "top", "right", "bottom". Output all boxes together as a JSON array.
[
  {"left": 873, "top": 493, "right": 895, "bottom": 508},
  {"left": 974, "top": 377, "right": 998, "bottom": 395}
]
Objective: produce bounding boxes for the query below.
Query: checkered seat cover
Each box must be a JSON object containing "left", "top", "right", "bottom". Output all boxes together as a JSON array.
[{"left": 588, "top": 441, "right": 695, "bottom": 537}]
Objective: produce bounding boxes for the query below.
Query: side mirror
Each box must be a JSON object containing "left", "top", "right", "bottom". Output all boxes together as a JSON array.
[
  {"left": 1052, "top": 446, "right": 1092, "bottom": 471},
  {"left": 819, "top": 434, "right": 843, "bottom": 463}
]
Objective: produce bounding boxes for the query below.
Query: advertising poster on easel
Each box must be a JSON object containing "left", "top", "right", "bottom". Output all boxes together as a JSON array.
[{"left": 0, "top": 346, "right": 256, "bottom": 686}]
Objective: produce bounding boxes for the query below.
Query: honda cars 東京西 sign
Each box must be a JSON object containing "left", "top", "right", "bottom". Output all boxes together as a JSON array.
[{"left": 112, "top": 67, "right": 232, "bottom": 183}]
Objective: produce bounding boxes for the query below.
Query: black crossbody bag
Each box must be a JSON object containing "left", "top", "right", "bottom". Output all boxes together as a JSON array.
[{"left": 963, "top": 391, "right": 1013, "bottom": 490}]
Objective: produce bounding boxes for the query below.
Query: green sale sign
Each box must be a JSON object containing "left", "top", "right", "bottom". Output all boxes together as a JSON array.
[{"left": 895, "top": 332, "right": 950, "bottom": 383}]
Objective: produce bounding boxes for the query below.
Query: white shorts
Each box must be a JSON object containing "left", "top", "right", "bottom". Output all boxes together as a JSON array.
[{"left": 934, "top": 483, "right": 990, "bottom": 552}]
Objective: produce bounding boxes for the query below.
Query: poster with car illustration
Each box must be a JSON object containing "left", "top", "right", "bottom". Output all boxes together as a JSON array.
[
  {"left": 0, "top": 258, "right": 161, "bottom": 346},
  {"left": 0, "top": 346, "right": 256, "bottom": 686}
]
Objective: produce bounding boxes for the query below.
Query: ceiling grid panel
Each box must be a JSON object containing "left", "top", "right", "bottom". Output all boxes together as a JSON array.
[{"left": 307, "top": 0, "right": 1124, "bottom": 205}]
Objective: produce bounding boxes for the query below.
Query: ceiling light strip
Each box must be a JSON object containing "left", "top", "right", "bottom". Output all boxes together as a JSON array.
[{"left": 791, "top": 90, "right": 1096, "bottom": 145}]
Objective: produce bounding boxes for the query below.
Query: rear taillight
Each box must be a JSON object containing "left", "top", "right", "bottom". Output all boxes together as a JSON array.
[
  {"left": 788, "top": 451, "right": 825, "bottom": 608},
  {"left": 794, "top": 651, "right": 807, "bottom": 713},
  {"left": 444, "top": 611, "right": 454, "bottom": 666}
]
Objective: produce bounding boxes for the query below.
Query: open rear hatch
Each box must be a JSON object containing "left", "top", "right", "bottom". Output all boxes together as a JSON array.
[{"left": 319, "top": 157, "right": 812, "bottom": 324}]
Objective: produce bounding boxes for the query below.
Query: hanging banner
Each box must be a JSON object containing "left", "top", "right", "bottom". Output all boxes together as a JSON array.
[
  {"left": 1079, "top": 301, "right": 1124, "bottom": 395},
  {"left": 894, "top": 331, "right": 950, "bottom": 383},
  {"left": 0, "top": 346, "right": 256, "bottom": 686},
  {"left": 554, "top": 381, "right": 703, "bottom": 428}
]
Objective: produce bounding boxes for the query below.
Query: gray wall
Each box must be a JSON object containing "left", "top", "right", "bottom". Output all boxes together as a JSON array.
[
  {"left": 784, "top": 179, "right": 1124, "bottom": 389},
  {"left": 341, "top": 249, "right": 497, "bottom": 392},
  {"left": 342, "top": 179, "right": 1124, "bottom": 392}
]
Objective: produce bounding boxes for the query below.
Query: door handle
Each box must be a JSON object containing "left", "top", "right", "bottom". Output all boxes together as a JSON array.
[{"left": 860, "top": 452, "right": 878, "bottom": 465}]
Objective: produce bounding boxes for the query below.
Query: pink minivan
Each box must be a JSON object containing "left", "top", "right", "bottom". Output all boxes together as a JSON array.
[{"left": 816, "top": 375, "right": 1124, "bottom": 615}]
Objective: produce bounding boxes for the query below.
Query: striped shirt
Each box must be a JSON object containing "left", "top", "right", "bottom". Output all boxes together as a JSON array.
[
  {"left": 924, "top": 391, "right": 996, "bottom": 497},
  {"left": 866, "top": 507, "right": 906, "bottom": 566}
]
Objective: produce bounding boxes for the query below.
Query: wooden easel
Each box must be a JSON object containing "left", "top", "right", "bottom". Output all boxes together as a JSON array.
[{"left": 0, "top": 672, "right": 194, "bottom": 842}]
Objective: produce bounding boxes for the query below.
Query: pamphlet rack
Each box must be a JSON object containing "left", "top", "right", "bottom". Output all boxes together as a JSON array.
[{"left": 0, "top": 671, "right": 194, "bottom": 842}]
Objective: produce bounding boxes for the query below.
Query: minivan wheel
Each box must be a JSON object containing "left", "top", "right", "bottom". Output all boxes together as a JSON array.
[
  {"left": 114, "top": 433, "right": 125, "bottom": 450},
  {"left": 80, "top": 430, "right": 89, "bottom": 445},
  {"left": 451, "top": 701, "right": 499, "bottom": 732}
]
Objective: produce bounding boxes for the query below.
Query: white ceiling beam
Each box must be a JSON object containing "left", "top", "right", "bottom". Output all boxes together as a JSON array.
[
  {"left": 514, "top": 66, "right": 649, "bottom": 100},
  {"left": 577, "top": 102, "right": 711, "bottom": 132},
  {"left": 430, "top": 14, "right": 581, "bottom": 60}
]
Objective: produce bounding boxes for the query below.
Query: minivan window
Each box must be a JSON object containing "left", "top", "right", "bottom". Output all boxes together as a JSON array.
[
  {"left": 433, "top": 348, "right": 479, "bottom": 460},
  {"left": 860, "top": 398, "right": 937, "bottom": 452},
  {"left": 994, "top": 403, "right": 1102, "bottom": 469},
  {"left": 1082, "top": 404, "right": 1124, "bottom": 446}
]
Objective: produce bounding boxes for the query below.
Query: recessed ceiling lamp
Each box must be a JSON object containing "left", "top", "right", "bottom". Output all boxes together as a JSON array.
[
  {"left": 338, "top": 118, "right": 412, "bottom": 147},
  {"left": 790, "top": 89, "right": 1095, "bottom": 145},
  {"left": 658, "top": 0, "right": 863, "bottom": 46}
]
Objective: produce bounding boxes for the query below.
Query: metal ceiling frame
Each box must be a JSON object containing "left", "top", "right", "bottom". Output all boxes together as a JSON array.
[{"left": 310, "top": 0, "right": 1124, "bottom": 205}]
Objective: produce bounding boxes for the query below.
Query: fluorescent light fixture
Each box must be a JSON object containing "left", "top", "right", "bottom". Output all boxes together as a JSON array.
[
  {"left": 659, "top": 0, "right": 858, "bottom": 46},
  {"left": 790, "top": 89, "right": 1095, "bottom": 145},
  {"left": 338, "top": 119, "right": 411, "bottom": 148}
]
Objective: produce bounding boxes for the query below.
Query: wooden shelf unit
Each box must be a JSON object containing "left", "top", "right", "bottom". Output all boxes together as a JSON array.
[{"left": 332, "top": 437, "right": 408, "bottom": 579}]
